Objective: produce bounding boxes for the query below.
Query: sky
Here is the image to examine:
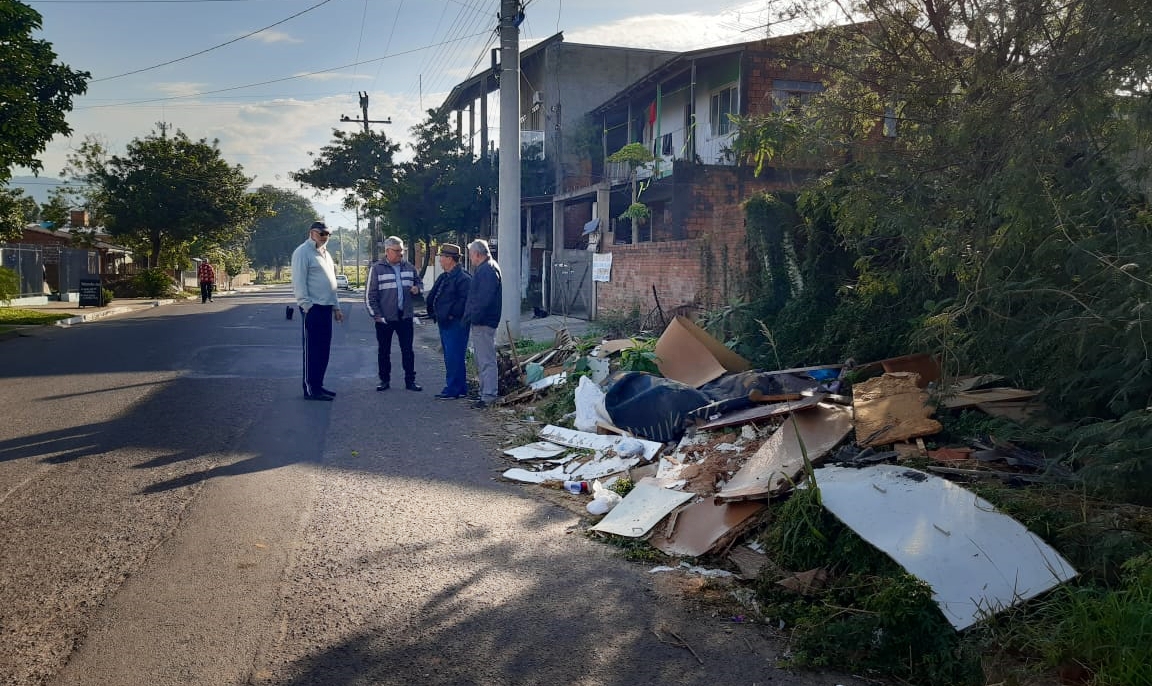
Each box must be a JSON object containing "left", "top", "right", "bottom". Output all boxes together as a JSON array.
[{"left": 17, "top": 0, "right": 785, "bottom": 228}]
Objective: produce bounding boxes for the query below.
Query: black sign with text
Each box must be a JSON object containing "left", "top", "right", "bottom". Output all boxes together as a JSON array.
[{"left": 78, "top": 278, "right": 103, "bottom": 307}]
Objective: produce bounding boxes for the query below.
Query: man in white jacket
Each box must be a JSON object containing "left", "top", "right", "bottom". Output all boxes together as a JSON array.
[{"left": 291, "top": 221, "right": 344, "bottom": 400}]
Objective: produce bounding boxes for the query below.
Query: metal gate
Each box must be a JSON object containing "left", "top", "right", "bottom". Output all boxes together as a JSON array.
[
  {"left": 0, "top": 244, "right": 46, "bottom": 296},
  {"left": 548, "top": 249, "right": 593, "bottom": 318}
]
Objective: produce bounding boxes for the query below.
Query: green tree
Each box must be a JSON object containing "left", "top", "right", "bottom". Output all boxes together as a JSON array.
[
  {"left": 96, "top": 129, "right": 258, "bottom": 267},
  {"left": 388, "top": 109, "right": 496, "bottom": 269},
  {"left": 291, "top": 128, "right": 399, "bottom": 262},
  {"left": 0, "top": 188, "right": 30, "bottom": 239},
  {"left": 0, "top": 0, "right": 89, "bottom": 239},
  {"left": 606, "top": 142, "right": 654, "bottom": 243},
  {"left": 50, "top": 134, "right": 112, "bottom": 229},
  {"left": 39, "top": 190, "right": 71, "bottom": 228},
  {"left": 246, "top": 185, "right": 317, "bottom": 279},
  {"left": 731, "top": 5, "right": 1152, "bottom": 420}
]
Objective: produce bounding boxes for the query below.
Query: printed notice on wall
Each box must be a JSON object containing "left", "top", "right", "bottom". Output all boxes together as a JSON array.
[{"left": 592, "top": 253, "right": 613, "bottom": 282}]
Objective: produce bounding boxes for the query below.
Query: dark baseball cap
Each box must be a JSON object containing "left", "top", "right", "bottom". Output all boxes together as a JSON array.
[{"left": 310, "top": 221, "right": 327, "bottom": 230}]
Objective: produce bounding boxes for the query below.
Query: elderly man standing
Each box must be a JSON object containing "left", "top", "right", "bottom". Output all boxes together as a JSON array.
[
  {"left": 464, "top": 239, "right": 502, "bottom": 408},
  {"left": 365, "top": 235, "right": 423, "bottom": 392},
  {"left": 291, "top": 220, "right": 343, "bottom": 401},
  {"left": 425, "top": 243, "right": 471, "bottom": 399}
]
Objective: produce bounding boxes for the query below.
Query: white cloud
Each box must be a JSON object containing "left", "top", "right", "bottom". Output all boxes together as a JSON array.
[
  {"left": 153, "top": 82, "right": 210, "bottom": 98},
  {"left": 248, "top": 30, "right": 302, "bottom": 45}
]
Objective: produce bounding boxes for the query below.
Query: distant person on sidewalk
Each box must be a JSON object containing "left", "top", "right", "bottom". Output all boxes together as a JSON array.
[
  {"left": 464, "top": 239, "right": 502, "bottom": 409},
  {"left": 425, "top": 243, "right": 471, "bottom": 399},
  {"left": 291, "top": 221, "right": 343, "bottom": 401},
  {"left": 365, "top": 235, "right": 423, "bottom": 392},
  {"left": 198, "top": 258, "right": 216, "bottom": 303}
]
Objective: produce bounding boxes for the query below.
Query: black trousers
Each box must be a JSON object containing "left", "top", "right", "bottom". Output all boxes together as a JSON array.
[
  {"left": 374, "top": 317, "right": 415, "bottom": 384},
  {"left": 200, "top": 281, "right": 213, "bottom": 303},
  {"left": 301, "top": 305, "right": 334, "bottom": 396}
]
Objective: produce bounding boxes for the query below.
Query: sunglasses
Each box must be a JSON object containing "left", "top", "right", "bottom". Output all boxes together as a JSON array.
[{"left": 314, "top": 230, "right": 331, "bottom": 237}]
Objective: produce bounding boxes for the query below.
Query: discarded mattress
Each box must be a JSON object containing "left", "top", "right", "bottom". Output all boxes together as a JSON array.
[
  {"left": 604, "top": 371, "right": 710, "bottom": 443},
  {"left": 812, "top": 464, "right": 1077, "bottom": 630}
]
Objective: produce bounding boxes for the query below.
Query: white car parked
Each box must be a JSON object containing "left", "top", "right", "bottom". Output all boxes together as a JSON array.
[{"left": 335, "top": 274, "right": 351, "bottom": 290}]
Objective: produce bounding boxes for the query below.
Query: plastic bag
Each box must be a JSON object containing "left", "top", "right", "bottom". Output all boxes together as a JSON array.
[
  {"left": 574, "top": 375, "right": 608, "bottom": 433},
  {"left": 586, "top": 480, "right": 623, "bottom": 515}
]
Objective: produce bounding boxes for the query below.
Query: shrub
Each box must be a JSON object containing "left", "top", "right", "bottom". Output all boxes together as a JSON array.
[
  {"left": 101, "top": 287, "right": 114, "bottom": 306},
  {"left": 0, "top": 266, "right": 18, "bottom": 304},
  {"left": 133, "top": 268, "right": 175, "bottom": 298}
]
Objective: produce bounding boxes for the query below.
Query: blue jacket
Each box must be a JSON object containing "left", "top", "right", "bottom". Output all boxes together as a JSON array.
[
  {"left": 365, "top": 259, "right": 423, "bottom": 321},
  {"left": 464, "top": 258, "right": 502, "bottom": 328},
  {"left": 426, "top": 264, "right": 471, "bottom": 325}
]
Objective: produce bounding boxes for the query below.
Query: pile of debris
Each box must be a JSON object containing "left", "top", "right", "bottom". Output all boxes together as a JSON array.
[{"left": 495, "top": 316, "right": 1076, "bottom": 632}]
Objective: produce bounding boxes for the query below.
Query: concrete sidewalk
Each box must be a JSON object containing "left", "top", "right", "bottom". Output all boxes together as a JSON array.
[{"left": 11, "top": 298, "right": 178, "bottom": 327}]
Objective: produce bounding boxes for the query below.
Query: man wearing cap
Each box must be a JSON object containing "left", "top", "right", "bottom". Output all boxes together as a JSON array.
[
  {"left": 464, "top": 239, "right": 502, "bottom": 408},
  {"left": 425, "top": 243, "right": 471, "bottom": 399},
  {"left": 365, "top": 235, "right": 424, "bottom": 392},
  {"left": 291, "top": 221, "right": 343, "bottom": 401}
]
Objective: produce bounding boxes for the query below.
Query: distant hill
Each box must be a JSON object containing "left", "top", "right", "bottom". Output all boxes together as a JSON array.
[{"left": 5, "top": 175, "right": 66, "bottom": 205}]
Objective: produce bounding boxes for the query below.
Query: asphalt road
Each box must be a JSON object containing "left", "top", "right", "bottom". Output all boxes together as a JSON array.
[{"left": 0, "top": 287, "right": 864, "bottom": 686}]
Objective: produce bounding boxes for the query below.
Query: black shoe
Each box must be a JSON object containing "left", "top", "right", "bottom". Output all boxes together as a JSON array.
[
  {"left": 319, "top": 388, "right": 336, "bottom": 397},
  {"left": 376, "top": 382, "right": 390, "bottom": 391},
  {"left": 304, "top": 393, "right": 333, "bottom": 401},
  {"left": 435, "top": 392, "right": 463, "bottom": 399},
  {"left": 406, "top": 382, "right": 423, "bottom": 392},
  {"left": 470, "top": 399, "right": 488, "bottom": 409}
]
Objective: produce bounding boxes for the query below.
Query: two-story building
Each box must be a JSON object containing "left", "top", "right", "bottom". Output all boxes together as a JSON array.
[
  {"left": 440, "top": 33, "right": 675, "bottom": 316},
  {"left": 442, "top": 25, "right": 878, "bottom": 322}
]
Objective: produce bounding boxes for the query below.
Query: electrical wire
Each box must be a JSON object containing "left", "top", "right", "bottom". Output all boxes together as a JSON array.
[
  {"left": 78, "top": 30, "right": 494, "bottom": 109},
  {"left": 90, "top": 0, "right": 336, "bottom": 82}
]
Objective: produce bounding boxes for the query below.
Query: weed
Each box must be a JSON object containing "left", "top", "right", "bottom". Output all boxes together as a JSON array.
[
  {"left": 996, "top": 553, "right": 1152, "bottom": 686},
  {"left": 618, "top": 337, "right": 660, "bottom": 374},
  {"left": 609, "top": 478, "right": 635, "bottom": 497},
  {"left": 596, "top": 533, "right": 668, "bottom": 563}
]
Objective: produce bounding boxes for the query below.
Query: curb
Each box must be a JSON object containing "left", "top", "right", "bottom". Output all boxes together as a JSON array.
[{"left": 54, "top": 299, "right": 175, "bottom": 328}]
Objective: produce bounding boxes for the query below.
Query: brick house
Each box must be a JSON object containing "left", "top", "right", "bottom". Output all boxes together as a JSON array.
[
  {"left": 558, "top": 30, "right": 848, "bottom": 320},
  {"left": 440, "top": 33, "right": 676, "bottom": 315}
]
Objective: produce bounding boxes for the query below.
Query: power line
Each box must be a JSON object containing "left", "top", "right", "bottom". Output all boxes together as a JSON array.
[
  {"left": 78, "top": 30, "right": 494, "bottom": 110},
  {"left": 90, "top": 0, "right": 336, "bottom": 82}
]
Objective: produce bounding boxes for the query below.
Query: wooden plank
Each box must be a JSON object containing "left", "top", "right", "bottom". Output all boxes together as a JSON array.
[
  {"left": 941, "top": 387, "right": 1039, "bottom": 409},
  {"left": 697, "top": 395, "right": 824, "bottom": 431}
]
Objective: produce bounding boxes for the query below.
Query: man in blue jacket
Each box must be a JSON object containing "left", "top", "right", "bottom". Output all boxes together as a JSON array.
[
  {"left": 464, "top": 239, "right": 502, "bottom": 408},
  {"left": 425, "top": 243, "right": 472, "bottom": 399},
  {"left": 365, "top": 236, "right": 423, "bottom": 392}
]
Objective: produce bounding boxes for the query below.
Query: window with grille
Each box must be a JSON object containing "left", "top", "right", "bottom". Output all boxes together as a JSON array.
[{"left": 710, "top": 86, "right": 737, "bottom": 137}]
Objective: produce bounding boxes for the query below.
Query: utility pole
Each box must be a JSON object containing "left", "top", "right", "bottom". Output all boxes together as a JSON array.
[
  {"left": 497, "top": 0, "right": 522, "bottom": 341},
  {"left": 339, "top": 91, "right": 391, "bottom": 262}
]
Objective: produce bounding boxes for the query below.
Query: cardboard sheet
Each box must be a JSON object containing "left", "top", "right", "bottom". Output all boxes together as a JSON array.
[
  {"left": 654, "top": 316, "right": 750, "bottom": 388},
  {"left": 716, "top": 404, "right": 852, "bottom": 501},
  {"left": 814, "top": 465, "right": 1077, "bottom": 630},
  {"left": 853, "top": 372, "right": 942, "bottom": 447},
  {"left": 503, "top": 441, "right": 567, "bottom": 462},
  {"left": 649, "top": 499, "right": 765, "bottom": 557},
  {"left": 501, "top": 466, "right": 568, "bottom": 483},
  {"left": 590, "top": 478, "right": 695, "bottom": 538},
  {"left": 539, "top": 424, "right": 663, "bottom": 461}
]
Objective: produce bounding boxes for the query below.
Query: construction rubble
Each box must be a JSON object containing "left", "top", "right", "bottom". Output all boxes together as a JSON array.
[{"left": 492, "top": 316, "right": 1077, "bottom": 631}]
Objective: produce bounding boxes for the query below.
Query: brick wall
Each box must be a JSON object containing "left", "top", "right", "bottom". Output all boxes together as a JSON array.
[{"left": 595, "top": 163, "right": 797, "bottom": 317}]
